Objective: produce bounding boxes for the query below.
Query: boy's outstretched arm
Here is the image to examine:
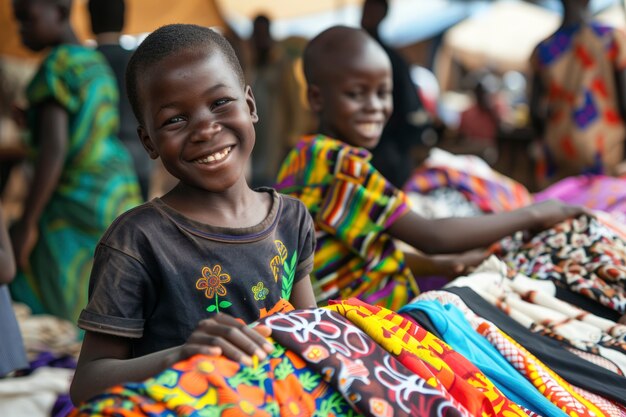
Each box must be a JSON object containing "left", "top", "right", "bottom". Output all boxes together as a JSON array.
[
  {"left": 71, "top": 316, "right": 274, "bottom": 405},
  {"left": 0, "top": 206, "right": 16, "bottom": 284},
  {"left": 388, "top": 199, "right": 587, "bottom": 255}
]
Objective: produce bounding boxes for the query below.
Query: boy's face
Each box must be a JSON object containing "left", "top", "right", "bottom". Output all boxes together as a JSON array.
[
  {"left": 137, "top": 50, "right": 257, "bottom": 193},
  {"left": 310, "top": 44, "right": 393, "bottom": 149}
]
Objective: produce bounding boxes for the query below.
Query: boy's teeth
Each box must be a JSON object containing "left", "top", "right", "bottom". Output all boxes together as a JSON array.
[
  {"left": 360, "top": 123, "right": 378, "bottom": 135},
  {"left": 196, "top": 146, "right": 232, "bottom": 164}
]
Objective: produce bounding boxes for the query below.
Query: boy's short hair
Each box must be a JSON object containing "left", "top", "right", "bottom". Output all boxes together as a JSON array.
[
  {"left": 302, "top": 25, "right": 374, "bottom": 86},
  {"left": 88, "top": 0, "right": 125, "bottom": 34},
  {"left": 126, "top": 24, "right": 245, "bottom": 125}
]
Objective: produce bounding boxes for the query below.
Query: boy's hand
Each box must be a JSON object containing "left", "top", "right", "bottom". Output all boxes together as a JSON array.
[
  {"left": 527, "top": 199, "right": 590, "bottom": 233},
  {"left": 168, "top": 313, "right": 274, "bottom": 368}
]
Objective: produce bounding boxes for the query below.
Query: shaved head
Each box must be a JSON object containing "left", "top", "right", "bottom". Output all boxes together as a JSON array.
[{"left": 303, "top": 25, "right": 390, "bottom": 87}]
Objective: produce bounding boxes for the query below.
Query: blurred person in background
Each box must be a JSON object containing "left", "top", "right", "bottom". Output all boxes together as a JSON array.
[
  {"left": 10, "top": 0, "right": 141, "bottom": 323},
  {"left": 530, "top": 0, "right": 626, "bottom": 188},
  {"left": 361, "top": 0, "right": 431, "bottom": 187},
  {"left": 456, "top": 71, "right": 505, "bottom": 164},
  {"left": 88, "top": 0, "right": 153, "bottom": 201},
  {"left": 248, "top": 14, "right": 308, "bottom": 188}
]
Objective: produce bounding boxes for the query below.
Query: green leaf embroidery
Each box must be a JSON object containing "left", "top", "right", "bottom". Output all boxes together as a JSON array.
[
  {"left": 281, "top": 251, "right": 298, "bottom": 300},
  {"left": 206, "top": 305, "right": 217, "bottom": 312},
  {"left": 219, "top": 300, "right": 232, "bottom": 309}
]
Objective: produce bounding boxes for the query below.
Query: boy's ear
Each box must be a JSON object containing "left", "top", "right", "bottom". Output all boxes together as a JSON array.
[
  {"left": 137, "top": 126, "right": 159, "bottom": 160},
  {"left": 307, "top": 84, "right": 323, "bottom": 113},
  {"left": 245, "top": 85, "right": 259, "bottom": 123}
]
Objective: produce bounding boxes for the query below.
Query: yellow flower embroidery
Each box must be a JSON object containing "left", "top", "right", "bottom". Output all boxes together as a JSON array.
[
  {"left": 270, "top": 240, "right": 289, "bottom": 282},
  {"left": 196, "top": 265, "right": 231, "bottom": 299}
]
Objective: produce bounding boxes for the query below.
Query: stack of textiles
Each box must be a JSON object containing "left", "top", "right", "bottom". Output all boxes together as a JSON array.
[
  {"left": 71, "top": 286, "right": 626, "bottom": 416},
  {"left": 70, "top": 174, "right": 626, "bottom": 416}
]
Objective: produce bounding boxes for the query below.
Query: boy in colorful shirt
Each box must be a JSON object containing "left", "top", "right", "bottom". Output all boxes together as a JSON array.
[{"left": 276, "top": 26, "right": 586, "bottom": 309}]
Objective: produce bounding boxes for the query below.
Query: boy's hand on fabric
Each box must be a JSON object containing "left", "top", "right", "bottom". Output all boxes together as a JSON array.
[
  {"left": 526, "top": 199, "right": 590, "bottom": 233},
  {"left": 172, "top": 313, "right": 274, "bottom": 367}
]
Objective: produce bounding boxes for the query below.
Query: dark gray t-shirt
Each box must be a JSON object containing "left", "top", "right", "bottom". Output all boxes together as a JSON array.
[{"left": 78, "top": 189, "right": 315, "bottom": 357}]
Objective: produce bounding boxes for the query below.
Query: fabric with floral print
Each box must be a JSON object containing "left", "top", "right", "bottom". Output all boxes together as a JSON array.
[
  {"left": 70, "top": 346, "right": 361, "bottom": 417},
  {"left": 263, "top": 307, "right": 468, "bottom": 417},
  {"left": 493, "top": 214, "right": 626, "bottom": 314}
]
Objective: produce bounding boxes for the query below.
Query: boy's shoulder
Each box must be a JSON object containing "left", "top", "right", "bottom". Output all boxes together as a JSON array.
[
  {"left": 270, "top": 188, "right": 313, "bottom": 224},
  {"left": 99, "top": 200, "right": 168, "bottom": 243}
]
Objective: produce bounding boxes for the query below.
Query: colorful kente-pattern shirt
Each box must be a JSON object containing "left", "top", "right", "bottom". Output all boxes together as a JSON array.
[
  {"left": 531, "top": 22, "right": 626, "bottom": 186},
  {"left": 78, "top": 189, "right": 315, "bottom": 357},
  {"left": 276, "top": 135, "right": 418, "bottom": 310}
]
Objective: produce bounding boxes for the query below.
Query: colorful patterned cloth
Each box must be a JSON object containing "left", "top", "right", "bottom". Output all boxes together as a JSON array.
[
  {"left": 411, "top": 291, "right": 618, "bottom": 417},
  {"left": 71, "top": 348, "right": 359, "bottom": 417},
  {"left": 493, "top": 214, "right": 626, "bottom": 314},
  {"left": 531, "top": 22, "right": 626, "bottom": 186},
  {"left": 403, "top": 166, "right": 532, "bottom": 214},
  {"left": 72, "top": 304, "right": 475, "bottom": 417},
  {"left": 326, "top": 299, "right": 530, "bottom": 417},
  {"left": 265, "top": 307, "right": 467, "bottom": 417},
  {"left": 276, "top": 134, "right": 418, "bottom": 310},
  {"left": 10, "top": 45, "right": 141, "bottom": 322}
]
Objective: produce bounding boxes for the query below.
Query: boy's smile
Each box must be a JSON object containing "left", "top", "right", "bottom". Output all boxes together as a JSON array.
[{"left": 137, "top": 49, "right": 258, "bottom": 194}]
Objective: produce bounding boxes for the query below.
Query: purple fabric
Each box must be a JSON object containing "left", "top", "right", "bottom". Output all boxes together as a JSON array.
[
  {"left": 29, "top": 351, "right": 76, "bottom": 372},
  {"left": 52, "top": 394, "right": 75, "bottom": 417},
  {"left": 534, "top": 175, "right": 626, "bottom": 215}
]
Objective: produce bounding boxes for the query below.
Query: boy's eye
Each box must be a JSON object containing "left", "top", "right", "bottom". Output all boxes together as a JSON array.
[
  {"left": 163, "top": 115, "right": 185, "bottom": 126},
  {"left": 212, "top": 97, "right": 234, "bottom": 109},
  {"left": 345, "top": 90, "right": 365, "bottom": 99}
]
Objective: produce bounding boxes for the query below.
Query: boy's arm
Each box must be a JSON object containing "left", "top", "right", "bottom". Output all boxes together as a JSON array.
[
  {"left": 72, "top": 319, "right": 275, "bottom": 405},
  {"left": 0, "top": 206, "right": 16, "bottom": 284},
  {"left": 71, "top": 331, "right": 170, "bottom": 404},
  {"left": 388, "top": 199, "right": 586, "bottom": 255},
  {"left": 290, "top": 275, "right": 317, "bottom": 309}
]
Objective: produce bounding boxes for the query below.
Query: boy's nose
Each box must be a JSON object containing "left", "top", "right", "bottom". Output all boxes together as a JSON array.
[
  {"left": 364, "top": 94, "right": 384, "bottom": 111},
  {"left": 190, "top": 120, "right": 222, "bottom": 142}
]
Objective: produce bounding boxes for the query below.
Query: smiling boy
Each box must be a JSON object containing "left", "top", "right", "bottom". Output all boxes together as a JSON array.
[
  {"left": 276, "top": 26, "right": 586, "bottom": 309},
  {"left": 70, "top": 24, "right": 317, "bottom": 404}
]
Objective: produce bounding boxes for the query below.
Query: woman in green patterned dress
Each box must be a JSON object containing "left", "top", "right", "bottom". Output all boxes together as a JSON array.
[{"left": 10, "top": 0, "right": 141, "bottom": 323}]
